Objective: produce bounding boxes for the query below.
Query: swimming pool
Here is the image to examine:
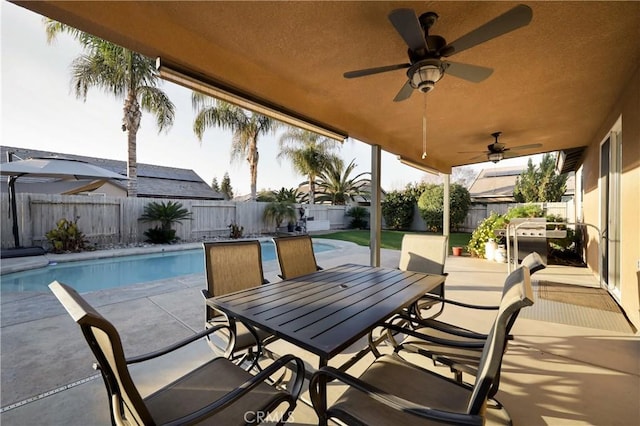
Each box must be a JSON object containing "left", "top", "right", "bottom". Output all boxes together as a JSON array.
[{"left": 1, "top": 241, "right": 334, "bottom": 293}]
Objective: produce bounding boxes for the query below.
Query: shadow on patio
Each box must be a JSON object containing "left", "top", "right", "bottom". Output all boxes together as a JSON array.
[{"left": 1, "top": 243, "right": 637, "bottom": 424}]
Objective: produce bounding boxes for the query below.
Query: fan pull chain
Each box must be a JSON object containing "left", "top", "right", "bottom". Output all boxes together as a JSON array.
[{"left": 421, "top": 93, "right": 427, "bottom": 159}]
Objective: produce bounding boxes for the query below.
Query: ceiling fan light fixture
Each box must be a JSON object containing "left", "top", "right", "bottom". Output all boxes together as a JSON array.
[
  {"left": 408, "top": 60, "right": 443, "bottom": 93},
  {"left": 488, "top": 152, "right": 504, "bottom": 163}
]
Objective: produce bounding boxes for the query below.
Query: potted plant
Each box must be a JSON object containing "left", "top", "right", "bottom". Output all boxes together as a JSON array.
[{"left": 452, "top": 246, "right": 463, "bottom": 256}]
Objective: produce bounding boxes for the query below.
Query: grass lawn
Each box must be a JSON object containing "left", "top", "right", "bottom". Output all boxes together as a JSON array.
[{"left": 313, "top": 230, "right": 471, "bottom": 252}]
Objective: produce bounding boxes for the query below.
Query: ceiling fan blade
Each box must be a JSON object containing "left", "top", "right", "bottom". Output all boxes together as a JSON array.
[
  {"left": 388, "top": 9, "right": 428, "bottom": 52},
  {"left": 509, "top": 143, "right": 543, "bottom": 151},
  {"left": 458, "top": 150, "right": 487, "bottom": 154},
  {"left": 343, "top": 63, "right": 410, "bottom": 79},
  {"left": 440, "top": 4, "right": 533, "bottom": 57},
  {"left": 444, "top": 61, "right": 494, "bottom": 82},
  {"left": 469, "top": 153, "right": 488, "bottom": 161},
  {"left": 393, "top": 80, "right": 413, "bottom": 102}
]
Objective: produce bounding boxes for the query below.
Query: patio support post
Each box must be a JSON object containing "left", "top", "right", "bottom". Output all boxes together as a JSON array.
[
  {"left": 370, "top": 144, "right": 381, "bottom": 267},
  {"left": 443, "top": 173, "right": 450, "bottom": 237}
]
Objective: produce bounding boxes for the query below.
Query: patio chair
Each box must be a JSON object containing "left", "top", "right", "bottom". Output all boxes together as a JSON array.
[
  {"left": 202, "top": 240, "right": 277, "bottom": 369},
  {"left": 273, "top": 235, "right": 322, "bottom": 280},
  {"left": 398, "top": 234, "right": 449, "bottom": 320},
  {"left": 398, "top": 251, "right": 545, "bottom": 335},
  {"left": 373, "top": 252, "right": 544, "bottom": 398},
  {"left": 49, "top": 281, "right": 305, "bottom": 426},
  {"left": 310, "top": 266, "right": 533, "bottom": 425}
]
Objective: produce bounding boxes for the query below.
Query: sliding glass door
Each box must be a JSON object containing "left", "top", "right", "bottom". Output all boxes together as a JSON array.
[{"left": 599, "top": 119, "right": 621, "bottom": 296}]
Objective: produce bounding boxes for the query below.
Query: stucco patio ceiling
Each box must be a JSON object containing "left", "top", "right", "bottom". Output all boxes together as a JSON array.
[{"left": 14, "top": 1, "right": 640, "bottom": 173}]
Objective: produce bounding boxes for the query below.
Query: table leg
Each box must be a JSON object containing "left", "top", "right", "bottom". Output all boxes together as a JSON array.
[{"left": 318, "top": 356, "right": 328, "bottom": 426}]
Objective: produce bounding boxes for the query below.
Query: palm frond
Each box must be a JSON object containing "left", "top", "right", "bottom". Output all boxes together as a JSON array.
[{"left": 139, "top": 86, "right": 176, "bottom": 133}]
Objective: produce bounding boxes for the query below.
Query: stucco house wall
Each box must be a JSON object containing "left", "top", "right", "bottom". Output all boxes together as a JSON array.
[{"left": 581, "top": 66, "right": 639, "bottom": 329}]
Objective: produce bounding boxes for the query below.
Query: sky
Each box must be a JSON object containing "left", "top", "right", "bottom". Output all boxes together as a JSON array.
[{"left": 1, "top": 3, "right": 540, "bottom": 196}]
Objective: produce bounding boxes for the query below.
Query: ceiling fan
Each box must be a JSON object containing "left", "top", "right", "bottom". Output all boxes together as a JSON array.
[
  {"left": 343, "top": 4, "right": 532, "bottom": 101},
  {"left": 461, "top": 132, "right": 543, "bottom": 163}
]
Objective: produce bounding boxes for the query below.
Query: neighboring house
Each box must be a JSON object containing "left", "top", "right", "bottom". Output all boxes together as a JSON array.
[
  {"left": 1, "top": 146, "right": 223, "bottom": 200},
  {"left": 468, "top": 165, "right": 575, "bottom": 204}
]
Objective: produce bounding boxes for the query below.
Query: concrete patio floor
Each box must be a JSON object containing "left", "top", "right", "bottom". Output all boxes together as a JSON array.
[{"left": 1, "top": 240, "right": 638, "bottom": 425}]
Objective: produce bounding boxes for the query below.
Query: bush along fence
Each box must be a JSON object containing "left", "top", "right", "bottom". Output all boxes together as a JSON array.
[{"left": 0, "top": 193, "right": 350, "bottom": 250}]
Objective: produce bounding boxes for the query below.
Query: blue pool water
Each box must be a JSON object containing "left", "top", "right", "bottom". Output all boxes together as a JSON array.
[{"left": 1, "top": 241, "right": 334, "bottom": 293}]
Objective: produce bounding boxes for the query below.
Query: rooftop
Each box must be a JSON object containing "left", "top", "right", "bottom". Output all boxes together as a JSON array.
[{"left": 1, "top": 145, "right": 223, "bottom": 200}]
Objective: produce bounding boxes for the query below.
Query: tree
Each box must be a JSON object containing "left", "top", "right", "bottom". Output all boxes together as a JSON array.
[
  {"left": 513, "top": 153, "right": 568, "bottom": 202},
  {"left": 417, "top": 183, "right": 471, "bottom": 232},
  {"left": 210, "top": 177, "right": 220, "bottom": 192},
  {"left": 257, "top": 187, "right": 300, "bottom": 203},
  {"left": 381, "top": 191, "right": 415, "bottom": 230},
  {"left": 220, "top": 172, "right": 234, "bottom": 200},
  {"left": 44, "top": 20, "right": 175, "bottom": 197},
  {"left": 452, "top": 166, "right": 479, "bottom": 188},
  {"left": 262, "top": 201, "right": 297, "bottom": 231},
  {"left": 278, "top": 128, "right": 341, "bottom": 204},
  {"left": 315, "top": 159, "right": 370, "bottom": 205},
  {"left": 192, "top": 94, "right": 279, "bottom": 200}
]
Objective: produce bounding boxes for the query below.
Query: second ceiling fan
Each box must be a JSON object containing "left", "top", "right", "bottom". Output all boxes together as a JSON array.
[
  {"left": 344, "top": 4, "right": 533, "bottom": 102},
  {"left": 460, "top": 132, "right": 543, "bottom": 163}
]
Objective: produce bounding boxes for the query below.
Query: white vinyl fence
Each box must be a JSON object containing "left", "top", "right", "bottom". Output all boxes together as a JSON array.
[
  {"left": 0, "top": 193, "right": 350, "bottom": 250},
  {"left": 396, "top": 201, "right": 574, "bottom": 233},
  {"left": 458, "top": 201, "right": 574, "bottom": 233}
]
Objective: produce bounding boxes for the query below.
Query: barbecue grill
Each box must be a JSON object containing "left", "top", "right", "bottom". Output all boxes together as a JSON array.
[{"left": 494, "top": 218, "right": 567, "bottom": 264}]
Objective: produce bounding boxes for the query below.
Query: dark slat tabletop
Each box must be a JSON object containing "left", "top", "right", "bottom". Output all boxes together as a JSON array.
[{"left": 207, "top": 263, "right": 444, "bottom": 359}]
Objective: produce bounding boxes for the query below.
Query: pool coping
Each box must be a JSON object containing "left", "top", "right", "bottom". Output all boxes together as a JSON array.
[{"left": 0, "top": 237, "right": 354, "bottom": 276}]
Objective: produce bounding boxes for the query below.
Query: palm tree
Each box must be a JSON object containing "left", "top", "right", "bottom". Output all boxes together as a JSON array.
[
  {"left": 44, "top": 20, "right": 175, "bottom": 197},
  {"left": 316, "top": 158, "right": 370, "bottom": 205},
  {"left": 262, "top": 201, "right": 297, "bottom": 232},
  {"left": 192, "top": 94, "right": 279, "bottom": 200},
  {"left": 277, "top": 128, "right": 341, "bottom": 204}
]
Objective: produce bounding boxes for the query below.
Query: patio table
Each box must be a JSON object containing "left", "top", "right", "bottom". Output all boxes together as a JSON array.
[{"left": 206, "top": 262, "right": 444, "bottom": 425}]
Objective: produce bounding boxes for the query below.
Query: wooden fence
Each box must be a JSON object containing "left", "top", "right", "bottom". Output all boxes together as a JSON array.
[
  {"left": 0, "top": 192, "right": 572, "bottom": 249},
  {"left": 0, "top": 193, "right": 350, "bottom": 250}
]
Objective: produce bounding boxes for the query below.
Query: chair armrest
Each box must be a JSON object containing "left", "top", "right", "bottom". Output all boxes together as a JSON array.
[
  {"left": 164, "top": 354, "right": 306, "bottom": 426},
  {"left": 420, "top": 294, "right": 499, "bottom": 310},
  {"left": 201, "top": 289, "right": 212, "bottom": 299},
  {"left": 393, "top": 312, "right": 489, "bottom": 340},
  {"left": 382, "top": 322, "right": 486, "bottom": 349},
  {"left": 309, "top": 366, "right": 482, "bottom": 425},
  {"left": 126, "top": 324, "right": 235, "bottom": 364}
]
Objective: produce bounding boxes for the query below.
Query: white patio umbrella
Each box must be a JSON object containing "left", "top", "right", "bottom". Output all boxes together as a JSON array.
[{"left": 1, "top": 156, "right": 126, "bottom": 251}]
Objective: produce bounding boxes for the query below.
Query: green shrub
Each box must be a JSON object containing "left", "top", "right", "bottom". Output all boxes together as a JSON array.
[
  {"left": 139, "top": 201, "right": 192, "bottom": 244},
  {"left": 381, "top": 190, "right": 414, "bottom": 230},
  {"left": 504, "top": 204, "right": 543, "bottom": 220},
  {"left": 346, "top": 206, "right": 369, "bottom": 229},
  {"left": 143, "top": 227, "right": 177, "bottom": 244},
  {"left": 228, "top": 223, "right": 244, "bottom": 239},
  {"left": 45, "top": 217, "right": 90, "bottom": 253},
  {"left": 467, "top": 203, "right": 550, "bottom": 258},
  {"left": 467, "top": 212, "right": 507, "bottom": 258},
  {"left": 417, "top": 184, "right": 471, "bottom": 232}
]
